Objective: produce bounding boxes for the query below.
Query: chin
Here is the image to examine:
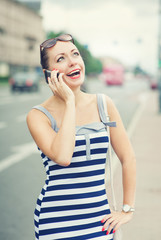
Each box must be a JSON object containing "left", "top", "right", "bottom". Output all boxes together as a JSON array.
[
  {"left": 69, "top": 81, "right": 84, "bottom": 90},
  {"left": 64, "top": 77, "right": 84, "bottom": 89}
]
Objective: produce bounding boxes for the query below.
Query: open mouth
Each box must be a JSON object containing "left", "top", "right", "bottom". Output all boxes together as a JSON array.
[{"left": 67, "top": 69, "right": 81, "bottom": 78}]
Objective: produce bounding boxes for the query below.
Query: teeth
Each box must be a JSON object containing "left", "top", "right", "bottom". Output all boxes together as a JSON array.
[
  {"left": 71, "top": 70, "right": 80, "bottom": 74},
  {"left": 67, "top": 70, "right": 80, "bottom": 76}
]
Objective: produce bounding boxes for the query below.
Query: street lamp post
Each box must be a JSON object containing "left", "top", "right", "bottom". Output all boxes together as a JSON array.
[{"left": 158, "top": 0, "right": 161, "bottom": 113}]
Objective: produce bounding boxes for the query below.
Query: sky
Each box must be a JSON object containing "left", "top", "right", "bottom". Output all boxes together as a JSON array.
[{"left": 40, "top": 0, "right": 159, "bottom": 74}]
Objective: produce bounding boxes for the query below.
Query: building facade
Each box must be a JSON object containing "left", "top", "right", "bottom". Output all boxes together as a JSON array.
[{"left": 0, "top": 0, "right": 45, "bottom": 77}]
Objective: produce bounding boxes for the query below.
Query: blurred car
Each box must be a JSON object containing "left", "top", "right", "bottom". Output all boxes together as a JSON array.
[
  {"left": 9, "top": 72, "right": 40, "bottom": 92},
  {"left": 150, "top": 77, "right": 158, "bottom": 90},
  {"left": 103, "top": 64, "right": 124, "bottom": 86}
]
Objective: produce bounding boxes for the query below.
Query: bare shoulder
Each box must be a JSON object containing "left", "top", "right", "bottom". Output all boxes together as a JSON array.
[
  {"left": 103, "top": 94, "right": 123, "bottom": 126},
  {"left": 26, "top": 96, "right": 53, "bottom": 126},
  {"left": 26, "top": 108, "right": 50, "bottom": 130},
  {"left": 105, "top": 95, "right": 117, "bottom": 113},
  {"left": 105, "top": 95, "right": 113, "bottom": 105}
]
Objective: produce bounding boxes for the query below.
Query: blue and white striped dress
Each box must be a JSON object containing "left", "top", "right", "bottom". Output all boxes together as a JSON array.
[{"left": 33, "top": 94, "right": 116, "bottom": 240}]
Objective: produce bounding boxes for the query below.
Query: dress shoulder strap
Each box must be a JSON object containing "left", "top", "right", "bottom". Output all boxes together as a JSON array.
[
  {"left": 96, "top": 94, "right": 116, "bottom": 127},
  {"left": 32, "top": 105, "right": 59, "bottom": 132}
]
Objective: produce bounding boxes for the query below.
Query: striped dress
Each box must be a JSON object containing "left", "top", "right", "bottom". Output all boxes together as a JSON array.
[{"left": 33, "top": 94, "right": 116, "bottom": 240}]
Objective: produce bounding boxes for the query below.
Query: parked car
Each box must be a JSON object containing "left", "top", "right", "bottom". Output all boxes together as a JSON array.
[
  {"left": 149, "top": 77, "right": 158, "bottom": 90},
  {"left": 9, "top": 72, "right": 40, "bottom": 92}
]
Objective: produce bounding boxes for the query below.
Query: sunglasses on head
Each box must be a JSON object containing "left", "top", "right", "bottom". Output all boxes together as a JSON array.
[{"left": 40, "top": 34, "right": 74, "bottom": 51}]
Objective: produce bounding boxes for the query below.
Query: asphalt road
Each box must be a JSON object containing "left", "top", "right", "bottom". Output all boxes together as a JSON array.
[{"left": 0, "top": 77, "right": 149, "bottom": 240}]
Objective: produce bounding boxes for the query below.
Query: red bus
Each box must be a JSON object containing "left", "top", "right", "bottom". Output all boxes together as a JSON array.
[{"left": 103, "top": 64, "right": 124, "bottom": 85}]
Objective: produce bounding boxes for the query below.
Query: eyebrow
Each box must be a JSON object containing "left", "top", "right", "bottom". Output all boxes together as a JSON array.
[{"left": 55, "top": 49, "right": 77, "bottom": 58}]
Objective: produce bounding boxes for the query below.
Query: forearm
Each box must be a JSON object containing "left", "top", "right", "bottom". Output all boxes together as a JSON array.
[
  {"left": 122, "top": 156, "right": 136, "bottom": 207},
  {"left": 51, "top": 99, "right": 76, "bottom": 166}
]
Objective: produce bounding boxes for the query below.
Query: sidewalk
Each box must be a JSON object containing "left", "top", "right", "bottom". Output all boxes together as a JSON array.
[{"left": 118, "top": 90, "right": 161, "bottom": 239}]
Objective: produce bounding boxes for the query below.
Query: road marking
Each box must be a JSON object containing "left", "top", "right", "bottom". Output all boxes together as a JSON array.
[
  {"left": 18, "top": 94, "right": 39, "bottom": 102},
  {"left": 16, "top": 114, "right": 27, "bottom": 122},
  {"left": 0, "top": 114, "right": 27, "bottom": 129},
  {"left": 0, "top": 142, "right": 38, "bottom": 172},
  {"left": 0, "top": 121, "right": 7, "bottom": 129},
  {"left": 0, "top": 94, "right": 40, "bottom": 106},
  {"left": 0, "top": 92, "right": 9, "bottom": 97},
  {"left": 127, "top": 92, "right": 149, "bottom": 138},
  {"left": 0, "top": 97, "right": 12, "bottom": 105}
]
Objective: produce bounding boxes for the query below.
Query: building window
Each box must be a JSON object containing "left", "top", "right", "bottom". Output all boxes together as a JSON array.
[
  {"left": 24, "top": 35, "right": 36, "bottom": 51},
  {"left": 0, "top": 27, "right": 6, "bottom": 35},
  {"left": 28, "top": 44, "right": 34, "bottom": 51}
]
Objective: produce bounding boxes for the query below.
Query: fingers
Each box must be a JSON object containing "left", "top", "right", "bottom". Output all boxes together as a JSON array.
[
  {"left": 102, "top": 214, "right": 116, "bottom": 234},
  {"left": 104, "top": 218, "right": 117, "bottom": 234},
  {"left": 51, "top": 69, "right": 59, "bottom": 84},
  {"left": 48, "top": 69, "right": 74, "bottom": 102},
  {"left": 49, "top": 69, "right": 60, "bottom": 95},
  {"left": 48, "top": 77, "right": 56, "bottom": 94},
  {"left": 101, "top": 211, "right": 133, "bottom": 235},
  {"left": 57, "top": 72, "right": 64, "bottom": 85},
  {"left": 101, "top": 213, "right": 112, "bottom": 223}
]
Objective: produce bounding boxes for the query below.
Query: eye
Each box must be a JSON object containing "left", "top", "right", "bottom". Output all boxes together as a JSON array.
[
  {"left": 73, "top": 51, "right": 80, "bottom": 56},
  {"left": 57, "top": 56, "right": 64, "bottom": 62}
]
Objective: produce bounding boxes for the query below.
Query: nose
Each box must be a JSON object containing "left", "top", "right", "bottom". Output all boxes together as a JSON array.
[{"left": 68, "top": 56, "right": 77, "bottom": 67}]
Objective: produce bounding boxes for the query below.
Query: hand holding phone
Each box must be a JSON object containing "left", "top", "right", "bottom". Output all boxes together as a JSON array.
[
  {"left": 44, "top": 70, "right": 60, "bottom": 84},
  {"left": 45, "top": 69, "right": 75, "bottom": 102}
]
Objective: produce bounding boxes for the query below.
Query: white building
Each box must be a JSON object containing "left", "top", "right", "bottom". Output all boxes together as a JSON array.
[{"left": 0, "top": 0, "right": 45, "bottom": 77}]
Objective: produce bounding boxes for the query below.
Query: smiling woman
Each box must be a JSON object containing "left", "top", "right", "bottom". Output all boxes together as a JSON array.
[
  {"left": 40, "top": 34, "right": 85, "bottom": 90},
  {"left": 26, "top": 34, "right": 136, "bottom": 240}
]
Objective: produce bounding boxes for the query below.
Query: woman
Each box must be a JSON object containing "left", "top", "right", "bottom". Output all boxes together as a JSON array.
[{"left": 27, "top": 34, "right": 136, "bottom": 240}]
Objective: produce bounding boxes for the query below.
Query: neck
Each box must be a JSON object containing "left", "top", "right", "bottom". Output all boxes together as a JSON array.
[
  {"left": 52, "top": 86, "right": 86, "bottom": 106},
  {"left": 71, "top": 87, "right": 85, "bottom": 106}
]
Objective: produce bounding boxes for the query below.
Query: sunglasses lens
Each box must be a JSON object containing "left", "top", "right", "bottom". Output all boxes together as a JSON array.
[
  {"left": 40, "top": 34, "right": 73, "bottom": 51},
  {"left": 58, "top": 34, "right": 73, "bottom": 41},
  {"left": 43, "top": 39, "right": 56, "bottom": 49}
]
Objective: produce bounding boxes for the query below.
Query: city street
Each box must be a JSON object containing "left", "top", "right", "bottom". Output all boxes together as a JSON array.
[
  {"left": 0, "top": 77, "right": 149, "bottom": 240},
  {"left": 0, "top": 0, "right": 159, "bottom": 239}
]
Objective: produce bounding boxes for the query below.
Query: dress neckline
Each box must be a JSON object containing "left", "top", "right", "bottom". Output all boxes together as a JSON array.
[
  {"left": 75, "top": 121, "right": 103, "bottom": 128},
  {"left": 36, "top": 94, "right": 106, "bottom": 132},
  {"left": 54, "top": 121, "right": 104, "bottom": 132}
]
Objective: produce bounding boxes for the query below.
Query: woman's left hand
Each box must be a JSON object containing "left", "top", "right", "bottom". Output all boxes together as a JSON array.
[{"left": 101, "top": 210, "right": 134, "bottom": 234}]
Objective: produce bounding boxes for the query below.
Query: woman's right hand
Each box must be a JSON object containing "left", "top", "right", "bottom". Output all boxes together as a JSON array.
[{"left": 48, "top": 69, "right": 75, "bottom": 103}]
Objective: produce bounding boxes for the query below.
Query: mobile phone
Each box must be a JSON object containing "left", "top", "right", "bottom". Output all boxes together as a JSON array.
[{"left": 44, "top": 70, "right": 60, "bottom": 84}]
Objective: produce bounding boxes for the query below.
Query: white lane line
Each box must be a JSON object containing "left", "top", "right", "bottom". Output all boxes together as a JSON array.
[
  {"left": 0, "top": 97, "right": 12, "bottom": 105},
  {"left": 0, "top": 94, "right": 40, "bottom": 106},
  {"left": 0, "top": 114, "right": 26, "bottom": 130},
  {"left": 16, "top": 114, "right": 27, "bottom": 123},
  {"left": 127, "top": 93, "right": 148, "bottom": 138},
  {"left": 0, "top": 92, "right": 9, "bottom": 97},
  {"left": 0, "top": 121, "right": 7, "bottom": 129},
  {"left": 18, "top": 95, "right": 39, "bottom": 102},
  {"left": 0, "top": 142, "right": 38, "bottom": 172}
]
